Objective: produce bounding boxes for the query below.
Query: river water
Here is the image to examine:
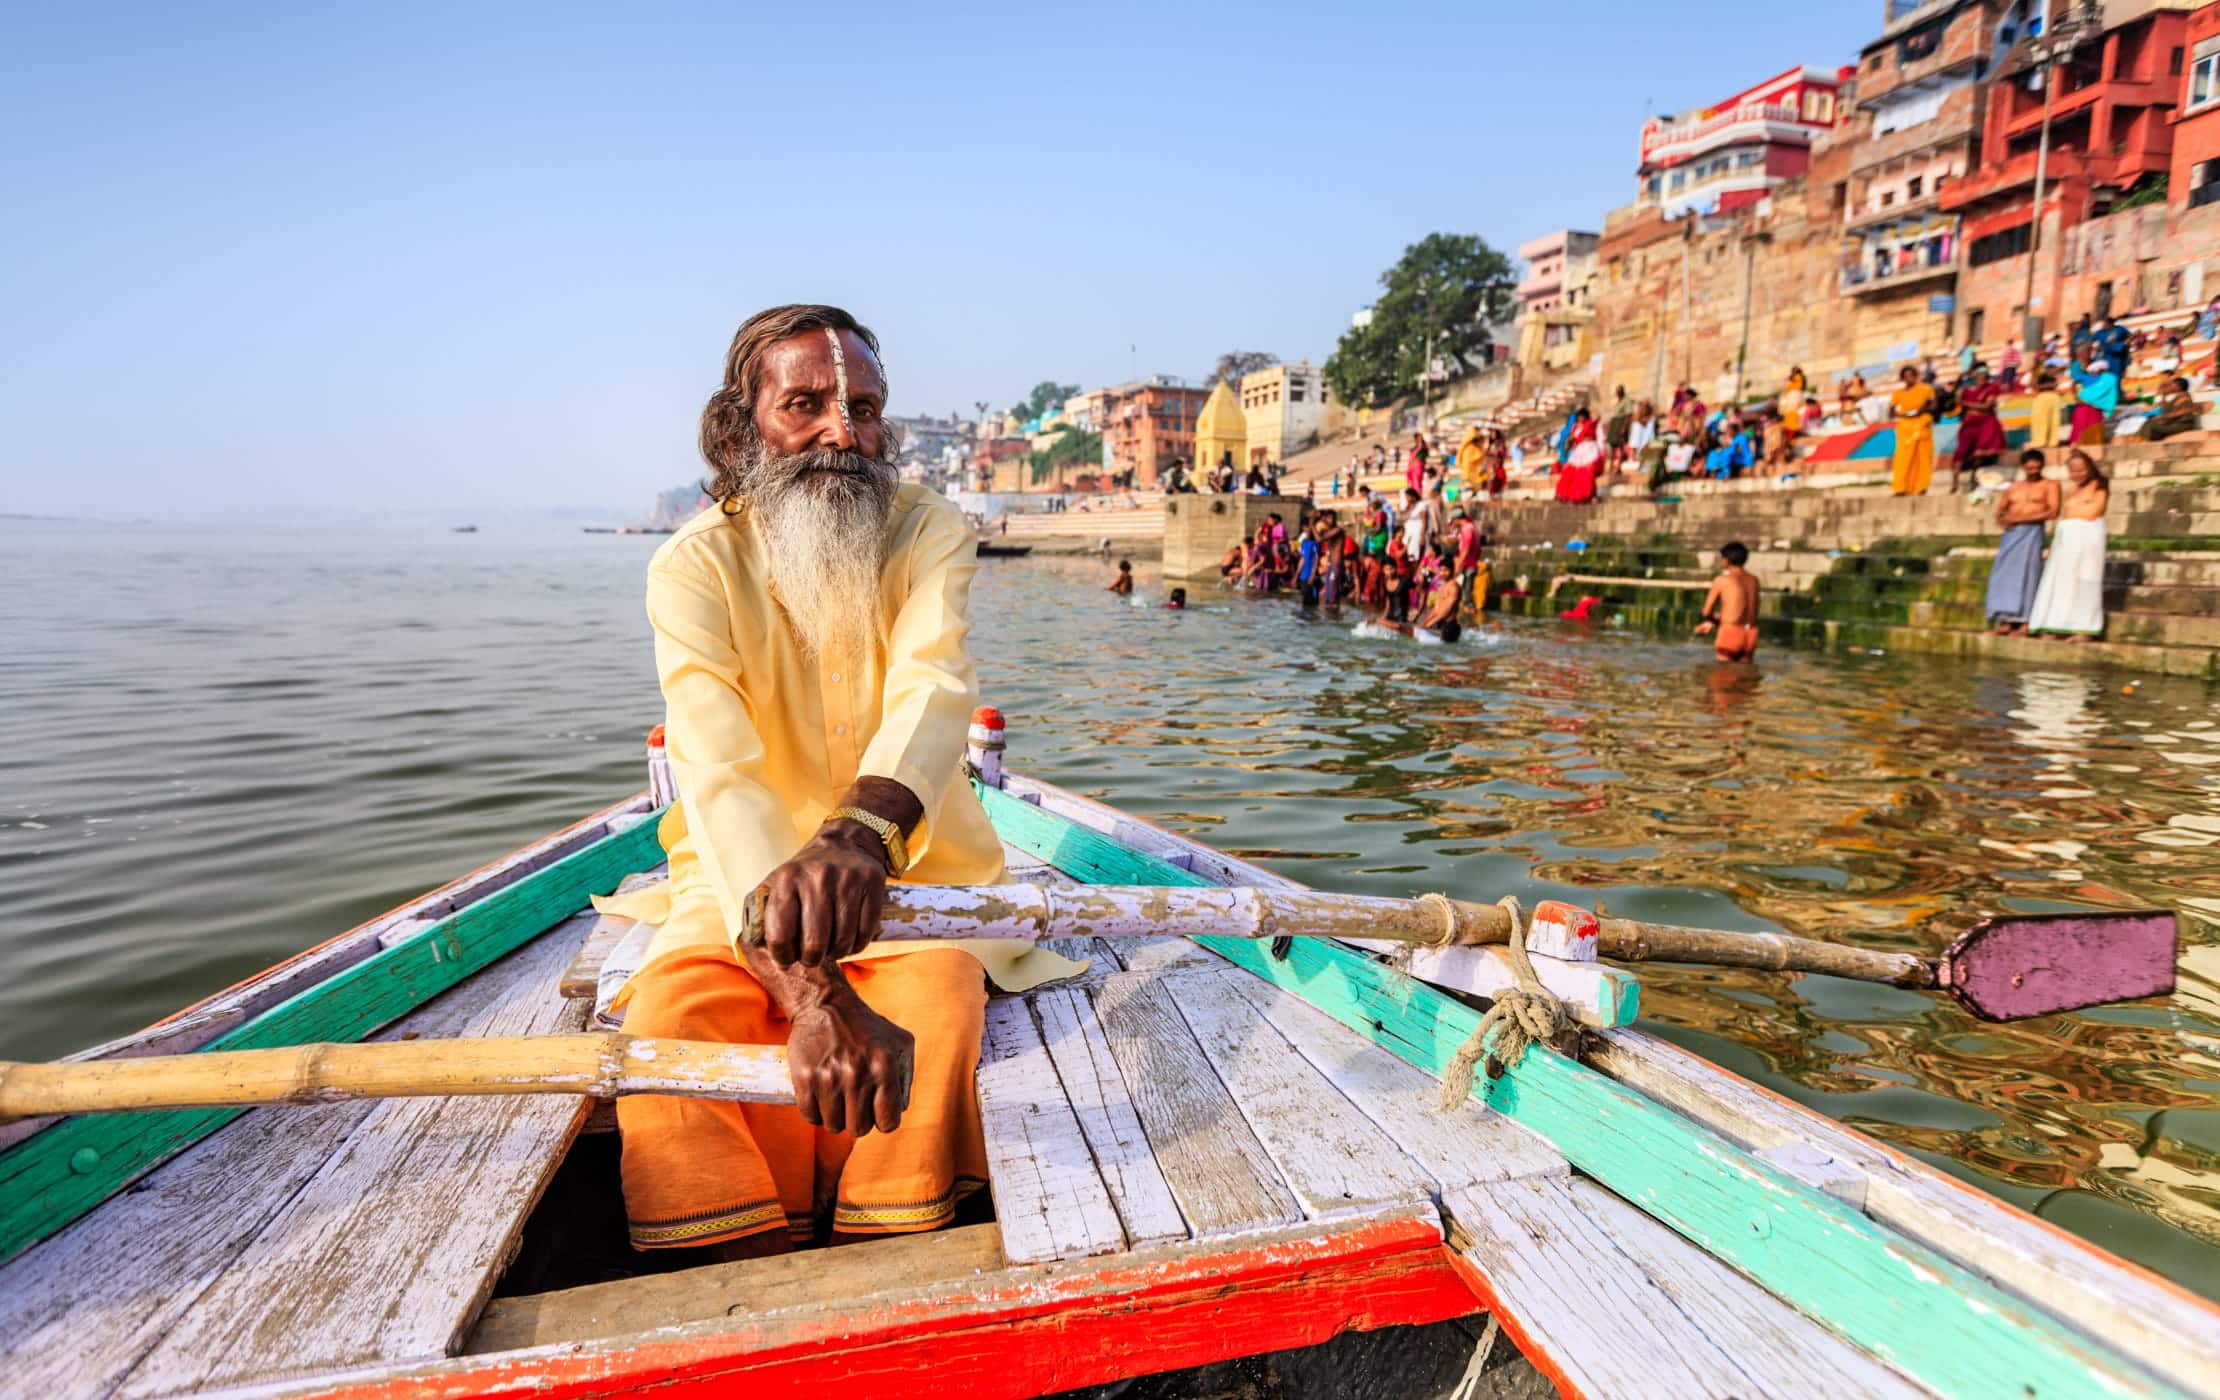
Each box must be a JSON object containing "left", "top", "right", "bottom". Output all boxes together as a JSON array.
[{"left": 3, "top": 523, "right": 2216, "bottom": 1299}]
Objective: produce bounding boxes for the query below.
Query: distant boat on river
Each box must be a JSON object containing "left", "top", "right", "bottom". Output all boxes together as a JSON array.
[{"left": 451, "top": 525, "right": 479, "bottom": 534}]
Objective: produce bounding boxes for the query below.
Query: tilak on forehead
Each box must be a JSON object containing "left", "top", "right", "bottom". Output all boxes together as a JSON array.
[{"left": 822, "top": 327, "right": 884, "bottom": 437}]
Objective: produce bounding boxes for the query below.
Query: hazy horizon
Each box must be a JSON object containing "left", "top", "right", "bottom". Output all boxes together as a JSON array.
[{"left": 1, "top": 2, "right": 1875, "bottom": 521}]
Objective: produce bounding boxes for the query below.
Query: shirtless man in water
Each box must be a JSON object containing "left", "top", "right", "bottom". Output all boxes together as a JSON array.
[
  {"left": 1693, "top": 540, "right": 1760, "bottom": 662},
  {"left": 1376, "top": 571, "right": 1465, "bottom": 643}
]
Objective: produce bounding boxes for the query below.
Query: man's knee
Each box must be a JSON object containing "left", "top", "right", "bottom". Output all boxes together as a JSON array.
[{"left": 621, "top": 951, "right": 772, "bottom": 1042}]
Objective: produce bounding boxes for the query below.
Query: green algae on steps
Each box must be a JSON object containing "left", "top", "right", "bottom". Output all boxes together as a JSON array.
[{"left": 1485, "top": 536, "right": 2220, "bottom": 678}]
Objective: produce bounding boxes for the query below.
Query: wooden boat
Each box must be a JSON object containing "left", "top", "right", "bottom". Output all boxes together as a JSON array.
[
  {"left": 4, "top": 754, "right": 2218, "bottom": 1399},
  {"left": 975, "top": 541, "right": 1033, "bottom": 558}
]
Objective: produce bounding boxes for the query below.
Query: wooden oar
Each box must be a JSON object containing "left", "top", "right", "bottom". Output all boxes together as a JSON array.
[
  {"left": 744, "top": 883, "right": 2179, "bottom": 1022},
  {"left": 0, "top": 1033, "right": 794, "bottom": 1122}
]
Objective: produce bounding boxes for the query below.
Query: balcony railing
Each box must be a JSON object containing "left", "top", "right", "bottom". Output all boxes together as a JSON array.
[
  {"left": 1841, "top": 238, "right": 1961, "bottom": 292},
  {"left": 1641, "top": 101, "right": 1809, "bottom": 162}
]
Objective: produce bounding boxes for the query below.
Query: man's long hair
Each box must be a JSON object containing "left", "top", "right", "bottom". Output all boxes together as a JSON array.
[{"left": 698, "top": 304, "right": 900, "bottom": 502}]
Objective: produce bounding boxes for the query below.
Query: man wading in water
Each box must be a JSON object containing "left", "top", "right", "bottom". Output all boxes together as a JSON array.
[{"left": 610, "top": 305, "right": 1080, "bottom": 1260}]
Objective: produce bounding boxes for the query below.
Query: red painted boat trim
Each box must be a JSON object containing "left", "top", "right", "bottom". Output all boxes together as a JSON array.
[{"left": 285, "top": 1215, "right": 1480, "bottom": 1400}]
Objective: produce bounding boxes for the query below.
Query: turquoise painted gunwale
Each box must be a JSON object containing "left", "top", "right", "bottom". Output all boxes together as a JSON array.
[
  {"left": 0, "top": 813, "right": 667, "bottom": 1266},
  {"left": 977, "top": 780, "right": 2180, "bottom": 1400}
]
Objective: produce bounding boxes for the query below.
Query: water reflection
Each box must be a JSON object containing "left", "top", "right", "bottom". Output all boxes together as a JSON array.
[{"left": 975, "top": 554, "right": 2220, "bottom": 1297}]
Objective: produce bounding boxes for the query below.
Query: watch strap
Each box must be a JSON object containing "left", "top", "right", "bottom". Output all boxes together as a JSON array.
[{"left": 828, "top": 805, "right": 908, "bottom": 876}]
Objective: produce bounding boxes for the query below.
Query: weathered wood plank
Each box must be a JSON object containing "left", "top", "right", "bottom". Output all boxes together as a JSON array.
[
  {"left": 1590, "top": 1028, "right": 2220, "bottom": 1399},
  {"left": 1163, "top": 972, "right": 1435, "bottom": 1220},
  {"left": 1026, "top": 988, "right": 1187, "bottom": 1248},
  {"left": 1445, "top": 1177, "right": 1766, "bottom": 1399},
  {"left": 0, "top": 918, "right": 596, "bottom": 1396},
  {"left": 1086, "top": 976, "right": 1301, "bottom": 1236},
  {"left": 0, "top": 814, "right": 665, "bottom": 1265},
  {"left": 984, "top": 781, "right": 2195, "bottom": 1400},
  {"left": 115, "top": 918, "right": 597, "bottom": 1393},
  {"left": 1567, "top": 1179, "right": 1931, "bottom": 1399},
  {"left": 975, "top": 997, "right": 1127, "bottom": 1264},
  {"left": 1221, "top": 973, "right": 1565, "bottom": 1190},
  {"left": 469, "top": 1223, "right": 1009, "bottom": 1355},
  {"left": 419, "top": 1206, "right": 1463, "bottom": 1397},
  {"left": 1113, "top": 936, "right": 1231, "bottom": 977},
  {"left": 557, "top": 869, "right": 663, "bottom": 1001}
]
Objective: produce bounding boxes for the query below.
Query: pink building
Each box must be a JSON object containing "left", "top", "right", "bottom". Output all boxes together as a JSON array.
[
  {"left": 1638, "top": 66, "right": 1852, "bottom": 218},
  {"left": 1515, "top": 230, "right": 1600, "bottom": 318}
]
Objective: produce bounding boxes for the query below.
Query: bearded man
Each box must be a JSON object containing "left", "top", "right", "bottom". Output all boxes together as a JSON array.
[{"left": 615, "top": 304, "right": 1076, "bottom": 1259}]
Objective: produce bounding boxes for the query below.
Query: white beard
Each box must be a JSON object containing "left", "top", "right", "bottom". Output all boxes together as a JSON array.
[{"left": 741, "top": 446, "right": 898, "bottom": 661}]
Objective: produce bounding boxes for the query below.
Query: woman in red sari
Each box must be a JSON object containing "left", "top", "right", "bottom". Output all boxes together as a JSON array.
[
  {"left": 1554, "top": 408, "right": 1601, "bottom": 504},
  {"left": 1952, "top": 363, "right": 2005, "bottom": 494}
]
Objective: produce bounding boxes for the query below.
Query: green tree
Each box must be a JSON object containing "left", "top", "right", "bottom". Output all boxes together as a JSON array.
[
  {"left": 1206, "top": 350, "right": 1277, "bottom": 387},
  {"left": 1009, "top": 380, "right": 1080, "bottom": 425},
  {"left": 1028, "top": 422, "right": 1103, "bottom": 488},
  {"left": 1323, "top": 233, "right": 1516, "bottom": 409}
]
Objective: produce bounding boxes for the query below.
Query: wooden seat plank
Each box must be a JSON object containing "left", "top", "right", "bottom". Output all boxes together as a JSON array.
[
  {"left": 1220, "top": 972, "right": 1567, "bottom": 1190},
  {"left": 1444, "top": 1176, "right": 1767, "bottom": 1399},
  {"left": 1163, "top": 972, "right": 1435, "bottom": 1220},
  {"left": 1086, "top": 976, "right": 1301, "bottom": 1236},
  {"left": 975, "top": 997, "right": 1128, "bottom": 1264},
  {"left": 1569, "top": 1179, "right": 1931, "bottom": 1399},
  {"left": 0, "top": 916, "right": 595, "bottom": 1397},
  {"left": 557, "top": 869, "right": 664, "bottom": 1001},
  {"left": 114, "top": 917, "right": 598, "bottom": 1395},
  {"left": 1027, "top": 988, "right": 1187, "bottom": 1248}
]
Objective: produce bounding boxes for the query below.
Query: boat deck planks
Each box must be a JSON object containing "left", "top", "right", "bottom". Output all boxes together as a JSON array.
[
  {"left": 1025, "top": 986, "right": 1189, "bottom": 1250},
  {"left": 557, "top": 869, "right": 662, "bottom": 1000},
  {"left": 1449, "top": 1175, "right": 1788, "bottom": 1399},
  {"left": 1163, "top": 970, "right": 1437, "bottom": 1220},
  {"left": 975, "top": 997, "right": 1130, "bottom": 1263},
  {"left": 1087, "top": 974, "right": 1304, "bottom": 1235},
  {"left": 114, "top": 916, "right": 596, "bottom": 1395},
  {"left": 1565, "top": 1177, "right": 1931, "bottom": 1399},
  {"left": 0, "top": 915, "right": 596, "bottom": 1396},
  {"left": 1220, "top": 972, "right": 1567, "bottom": 1190}
]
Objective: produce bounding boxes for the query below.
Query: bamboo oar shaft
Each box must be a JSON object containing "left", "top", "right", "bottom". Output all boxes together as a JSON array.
[
  {"left": 1594, "top": 918, "right": 1934, "bottom": 988},
  {"left": 0, "top": 1033, "right": 794, "bottom": 1121}
]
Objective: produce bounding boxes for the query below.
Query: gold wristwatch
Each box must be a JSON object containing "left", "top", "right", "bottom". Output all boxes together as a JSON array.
[{"left": 827, "top": 806, "right": 909, "bottom": 876}]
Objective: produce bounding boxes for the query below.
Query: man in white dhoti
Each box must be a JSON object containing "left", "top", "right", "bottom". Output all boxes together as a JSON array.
[{"left": 2026, "top": 450, "right": 2110, "bottom": 642}]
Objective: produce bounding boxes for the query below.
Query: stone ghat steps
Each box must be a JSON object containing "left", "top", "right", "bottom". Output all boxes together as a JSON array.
[{"left": 1485, "top": 531, "right": 2220, "bottom": 676}]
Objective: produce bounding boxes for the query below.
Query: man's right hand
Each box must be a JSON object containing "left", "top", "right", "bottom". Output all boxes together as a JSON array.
[{"left": 786, "top": 994, "right": 915, "bottom": 1137}]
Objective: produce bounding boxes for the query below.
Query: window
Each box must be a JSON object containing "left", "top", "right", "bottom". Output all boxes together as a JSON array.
[
  {"left": 1868, "top": 50, "right": 1885, "bottom": 71},
  {"left": 1969, "top": 223, "right": 2033, "bottom": 267},
  {"left": 2194, "top": 52, "right": 2220, "bottom": 111},
  {"left": 1908, "top": 175, "right": 1923, "bottom": 198},
  {"left": 1882, "top": 190, "right": 1896, "bottom": 207},
  {"left": 2173, "top": 47, "right": 2185, "bottom": 76},
  {"left": 1966, "top": 309, "right": 1985, "bottom": 345}
]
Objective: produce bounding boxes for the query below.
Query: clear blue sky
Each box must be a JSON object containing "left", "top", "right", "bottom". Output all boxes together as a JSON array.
[{"left": 0, "top": 2, "right": 1876, "bottom": 521}]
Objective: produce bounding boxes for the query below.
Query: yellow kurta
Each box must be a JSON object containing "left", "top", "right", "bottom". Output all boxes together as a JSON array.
[
  {"left": 609, "top": 484, "right": 1078, "bottom": 992},
  {"left": 1890, "top": 383, "right": 1936, "bottom": 495}
]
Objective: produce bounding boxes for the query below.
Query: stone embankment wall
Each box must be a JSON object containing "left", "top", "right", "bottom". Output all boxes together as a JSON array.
[{"left": 1478, "top": 443, "right": 2220, "bottom": 678}]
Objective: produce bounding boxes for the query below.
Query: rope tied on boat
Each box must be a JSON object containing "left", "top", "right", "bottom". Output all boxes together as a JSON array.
[{"left": 1435, "top": 896, "right": 1570, "bottom": 1111}]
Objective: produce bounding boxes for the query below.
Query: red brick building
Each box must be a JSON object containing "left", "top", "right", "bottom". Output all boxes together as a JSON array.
[
  {"left": 970, "top": 436, "right": 1031, "bottom": 494},
  {"left": 1943, "top": 0, "right": 2190, "bottom": 339},
  {"left": 1638, "top": 66, "right": 1850, "bottom": 218},
  {"left": 1840, "top": 0, "right": 2019, "bottom": 363},
  {"left": 1102, "top": 380, "right": 1209, "bottom": 487}
]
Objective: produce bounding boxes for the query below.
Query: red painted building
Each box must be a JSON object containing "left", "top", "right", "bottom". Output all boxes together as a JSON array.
[
  {"left": 1102, "top": 380, "right": 1209, "bottom": 488},
  {"left": 1942, "top": 0, "right": 2190, "bottom": 335},
  {"left": 1638, "top": 66, "right": 1850, "bottom": 218}
]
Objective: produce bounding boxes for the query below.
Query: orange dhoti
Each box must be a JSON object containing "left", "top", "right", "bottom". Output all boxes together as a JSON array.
[{"left": 615, "top": 940, "right": 990, "bottom": 1250}]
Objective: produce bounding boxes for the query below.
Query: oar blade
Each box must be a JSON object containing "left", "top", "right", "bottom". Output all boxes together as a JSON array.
[{"left": 1938, "top": 911, "right": 2178, "bottom": 1020}]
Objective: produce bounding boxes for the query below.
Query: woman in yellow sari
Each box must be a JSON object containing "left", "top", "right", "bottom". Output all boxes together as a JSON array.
[
  {"left": 1455, "top": 425, "right": 1486, "bottom": 495},
  {"left": 1889, "top": 366, "right": 1936, "bottom": 495}
]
